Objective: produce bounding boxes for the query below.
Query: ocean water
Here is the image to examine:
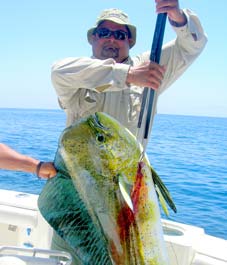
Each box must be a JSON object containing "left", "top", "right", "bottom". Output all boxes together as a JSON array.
[{"left": 0, "top": 108, "right": 227, "bottom": 240}]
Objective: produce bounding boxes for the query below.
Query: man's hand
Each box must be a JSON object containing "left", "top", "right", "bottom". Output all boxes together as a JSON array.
[
  {"left": 126, "top": 61, "right": 166, "bottom": 89},
  {"left": 155, "top": 0, "right": 187, "bottom": 26},
  {"left": 37, "top": 162, "right": 57, "bottom": 179}
]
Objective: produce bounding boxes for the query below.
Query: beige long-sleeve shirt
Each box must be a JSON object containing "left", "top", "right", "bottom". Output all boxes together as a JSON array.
[{"left": 51, "top": 9, "right": 207, "bottom": 147}]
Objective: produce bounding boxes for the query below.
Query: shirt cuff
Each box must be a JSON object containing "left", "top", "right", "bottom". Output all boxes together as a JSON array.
[{"left": 171, "top": 9, "right": 205, "bottom": 41}]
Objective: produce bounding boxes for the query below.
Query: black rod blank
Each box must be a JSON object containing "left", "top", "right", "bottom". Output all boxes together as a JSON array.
[{"left": 137, "top": 13, "right": 167, "bottom": 140}]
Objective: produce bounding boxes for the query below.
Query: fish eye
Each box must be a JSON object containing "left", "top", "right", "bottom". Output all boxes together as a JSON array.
[{"left": 96, "top": 133, "right": 105, "bottom": 142}]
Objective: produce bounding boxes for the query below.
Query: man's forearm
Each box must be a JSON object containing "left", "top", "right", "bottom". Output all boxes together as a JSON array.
[{"left": 0, "top": 143, "right": 39, "bottom": 173}]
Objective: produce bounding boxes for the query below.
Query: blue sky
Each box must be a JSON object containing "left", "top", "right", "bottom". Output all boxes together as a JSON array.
[{"left": 1, "top": 0, "right": 227, "bottom": 117}]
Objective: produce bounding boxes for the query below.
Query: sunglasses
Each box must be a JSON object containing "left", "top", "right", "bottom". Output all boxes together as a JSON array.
[{"left": 94, "top": 28, "right": 129, "bottom": 41}]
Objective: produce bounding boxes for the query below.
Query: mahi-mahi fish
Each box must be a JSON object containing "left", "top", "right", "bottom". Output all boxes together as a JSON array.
[{"left": 38, "top": 112, "right": 176, "bottom": 265}]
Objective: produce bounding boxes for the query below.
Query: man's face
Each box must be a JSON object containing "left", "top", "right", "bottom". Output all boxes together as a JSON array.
[{"left": 90, "top": 21, "right": 133, "bottom": 63}]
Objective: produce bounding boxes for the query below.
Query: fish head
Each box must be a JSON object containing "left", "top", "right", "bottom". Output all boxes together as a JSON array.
[{"left": 59, "top": 112, "right": 142, "bottom": 179}]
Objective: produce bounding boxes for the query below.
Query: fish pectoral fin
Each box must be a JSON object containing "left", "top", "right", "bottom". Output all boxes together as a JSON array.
[
  {"left": 150, "top": 166, "right": 177, "bottom": 214},
  {"left": 118, "top": 174, "right": 134, "bottom": 211}
]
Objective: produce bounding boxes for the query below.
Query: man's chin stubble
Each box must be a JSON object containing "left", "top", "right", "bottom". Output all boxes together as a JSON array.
[{"left": 101, "top": 47, "right": 119, "bottom": 59}]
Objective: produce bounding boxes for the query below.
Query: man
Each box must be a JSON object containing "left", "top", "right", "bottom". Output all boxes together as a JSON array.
[
  {"left": 52, "top": 1, "right": 207, "bottom": 145},
  {"left": 50, "top": 1, "right": 207, "bottom": 263},
  {"left": 0, "top": 143, "right": 56, "bottom": 179}
]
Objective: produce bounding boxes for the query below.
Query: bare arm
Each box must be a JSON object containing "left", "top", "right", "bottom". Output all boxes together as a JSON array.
[{"left": 0, "top": 143, "right": 56, "bottom": 179}]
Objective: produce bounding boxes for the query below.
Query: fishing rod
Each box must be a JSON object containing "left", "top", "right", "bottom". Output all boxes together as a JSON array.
[{"left": 137, "top": 12, "right": 167, "bottom": 145}]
